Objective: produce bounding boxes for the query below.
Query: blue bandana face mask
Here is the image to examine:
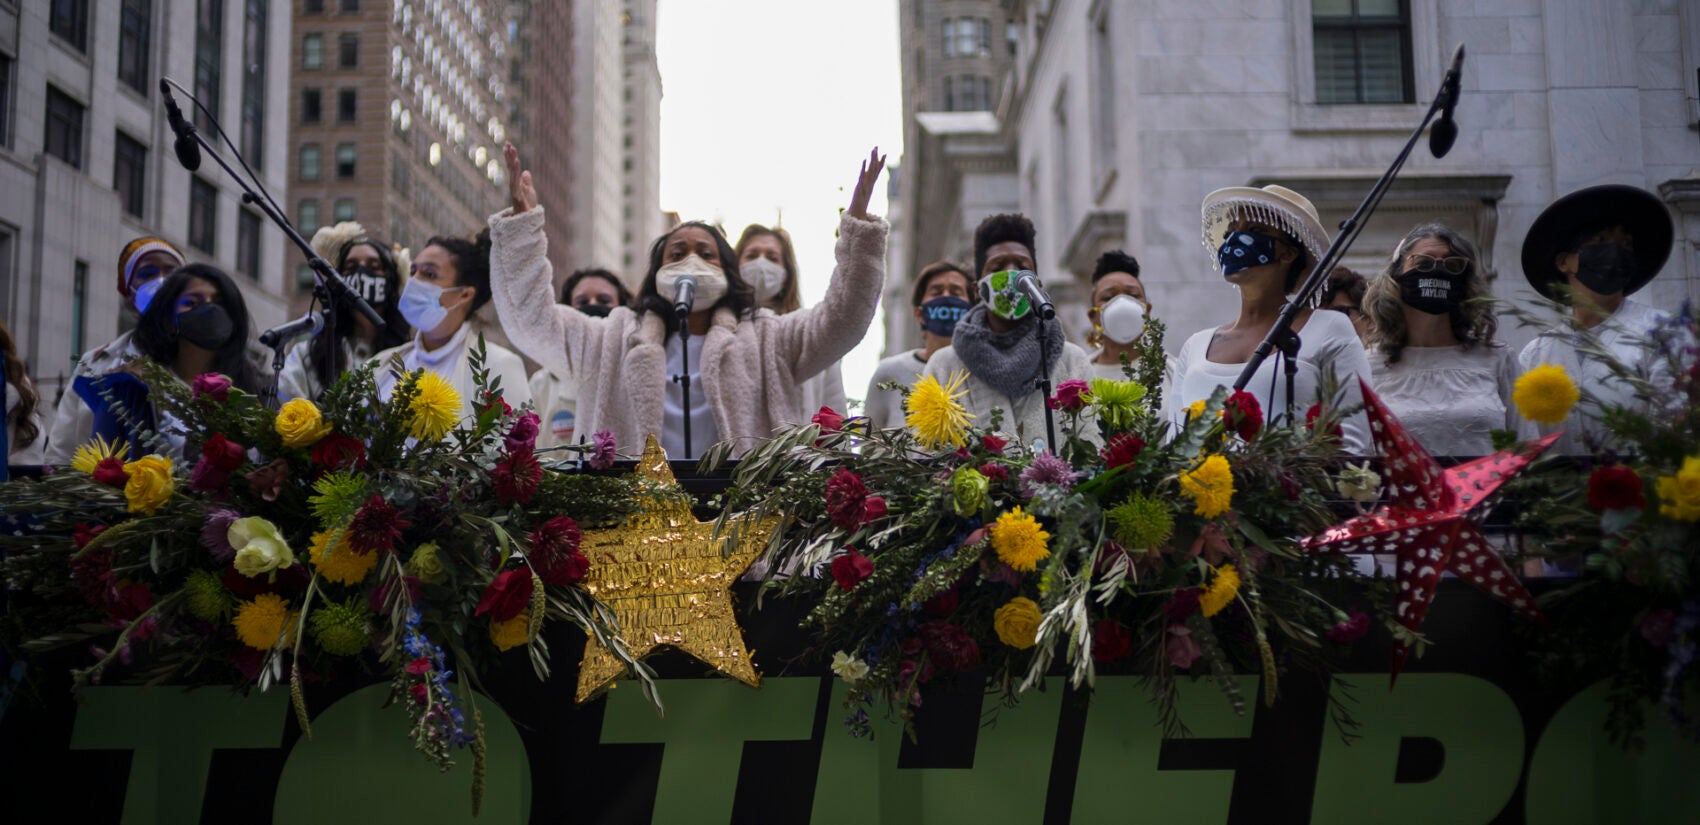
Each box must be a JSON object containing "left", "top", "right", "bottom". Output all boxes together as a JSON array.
[
  {"left": 919, "top": 295, "right": 971, "bottom": 337},
  {"left": 1217, "top": 230, "right": 1283, "bottom": 277}
]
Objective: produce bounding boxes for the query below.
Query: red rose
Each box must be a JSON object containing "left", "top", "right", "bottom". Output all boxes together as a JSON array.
[
  {"left": 862, "top": 496, "right": 887, "bottom": 524},
  {"left": 830, "top": 549, "right": 874, "bottom": 591},
  {"left": 92, "top": 457, "right": 130, "bottom": 487},
  {"left": 922, "top": 589, "right": 959, "bottom": 617},
  {"left": 1325, "top": 610, "right": 1371, "bottom": 644},
  {"left": 201, "top": 433, "right": 247, "bottom": 471},
  {"left": 981, "top": 434, "right": 1008, "bottom": 455},
  {"left": 825, "top": 468, "right": 871, "bottom": 531},
  {"left": 1100, "top": 433, "right": 1146, "bottom": 470},
  {"left": 1047, "top": 379, "right": 1091, "bottom": 413},
  {"left": 917, "top": 621, "right": 981, "bottom": 672},
  {"left": 1091, "top": 619, "right": 1132, "bottom": 662},
  {"left": 191, "top": 372, "right": 231, "bottom": 403},
  {"left": 1305, "top": 402, "right": 1343, "bottom": 440},
  {"left": 474, "top": 569, "right": 535, "bottom": 622},
  {"left": 1223, "top": 390, "right": 1263, "bottom": 440},
  {"left": 311, "top": 433, "right": 368, "bottom": 470},
  {"left": 979, "top": 463, "right": 1009, "bottom": 482},
  {"left": 529, "top": 516, "right": 589, "bottom": 586},
  {"left": 188, "top": 456, "right": 229, "bottom": 493},
  {"left": 812, "top": 406, "right": 846, "bottom": 433},
  {"left": 1587, "top": 465, "right": 1645, "bottom": 511},
  {"left": 493, "top": 446, "right": 543, "bottom": 505}
]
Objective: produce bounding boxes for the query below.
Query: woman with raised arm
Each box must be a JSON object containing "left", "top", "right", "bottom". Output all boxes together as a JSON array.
[{"left": 488, "top": 143, "right": 888, "bottom": 458}]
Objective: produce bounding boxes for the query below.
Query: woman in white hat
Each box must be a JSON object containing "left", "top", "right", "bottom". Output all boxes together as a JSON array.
[{"left": 1171, "top": 185, "right": 1372, "bottom": 453}]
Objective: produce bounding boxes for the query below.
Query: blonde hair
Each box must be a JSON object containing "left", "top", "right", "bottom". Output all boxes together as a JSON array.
[{"left": 1364, "top": 222, "right": 1498, "bottom": 364}]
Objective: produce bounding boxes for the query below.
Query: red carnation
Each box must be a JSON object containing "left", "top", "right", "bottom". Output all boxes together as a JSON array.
[
  {"left": 347, "top": 494, "right": 409, "bottom": 555},
  {"left": 1091, "top": 619, "right": 1132, "bottom": 662},
  {"left": 917, "top": 621, "right": 981, "bottom": 672},
  {"left": 1048, "top": 379, "right": 1091, "bottom": 413},
  {"left": 981, "top": 434, "right": 1008, "bottom": 455},
  {"left": 92, "top": 457, "right": 130, "bottom": 487},
  {"left": 812, "top": 406, "right": 846, "bottom": 433},
  {"left": 979, "top": 463, "right": 1009, "bottom": 482},
  {"left": 529, "top": 516, "right": 589, "bottom": 586},
  {"left": 311, "top": 433, "right": 367, "bottom": 470},
  {"left": 830, "top": 549, "right": 874, "bottom": 591},
  {"left": 1305, "top": 403, "right": 1343, "bottom": 440},
  {"left": 1223, "top": 390, "right": 1263, "bottom": 440},
  {"left": 1100, "top": 432, "right": 1146, "bottom": 470},
  {"left": 474, "top": 568, "right": 535, "bottom": 622},
  {"left": 825, "top": 468, "right": 871, "bottom": 531},
  {"left": 493, "top": 446, "right": 544, "bottom": 505},
  {"left": 1325, "top": 610, "right": 1371, "bottom": 644},
  {"left": 1587, "top": 465, "right": 1645, "bottom": 511}
]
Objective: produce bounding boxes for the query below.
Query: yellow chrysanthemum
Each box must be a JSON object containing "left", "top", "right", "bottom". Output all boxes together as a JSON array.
[
  {"left": 308, "top": 529, "right": 380, "bottom": 586},
  {"left": 407, "top": 371, "right": 463, "bottom": 441},
  {"left": 71, "top": 434, "right": 129, "bottom": 474},
  {"left": 122, "top": 455, "right": 174, "bottom": 514},
  {"left": 490, "top": 612, "right": 530, "bottom": 652},
  {"left": 1199, "top": 564, "right": 1241, "bottom": 618},
  {"left": 1656, "top": 455, "right": 1700, "bottom": 522},
  {"left": 990, "top": 506, "right": 1051, "bottom": 572},
  {"left": 1179, "top": 454, "right": 1235, "bottom": 519},
  {"left": 232, "top": 593, "right": 299, "bottom": 650},
  {"left": 1185, "top": 399, "right": 1208, "bottom": 421},
  {"left": 993, "top": 597, "right": 1042, "bottom": 649},
  {"left": 1512, "top": 363, "right": 1580, "bottom": 426},
  {"left": 905, "top": 371, "right": 975, "bottom": 450}
]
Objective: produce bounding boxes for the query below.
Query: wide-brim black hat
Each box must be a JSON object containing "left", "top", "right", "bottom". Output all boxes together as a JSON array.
[{"left": 1520, "top": 184, "right": 1673, "bottom": 300}]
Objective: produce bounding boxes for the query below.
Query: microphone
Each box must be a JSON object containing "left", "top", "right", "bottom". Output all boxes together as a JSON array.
[
  {"left": 1014, "top": 270, "right": 1055, "bottom": 320},
  {"left": 671, "top": 274, "right": 697, "bottom": 321},
  {"left": 258, "top": 310, "right": 326, "bottom": 348},
  {"left": 1428, "top": 44, "right": 1465, "bottom": 159},
  {"left": 160, "top": 79, "right": 202, "bottom": 172}
]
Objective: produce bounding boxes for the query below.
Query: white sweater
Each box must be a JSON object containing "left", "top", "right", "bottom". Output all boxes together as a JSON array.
[
  {"left": 921, "top": 342, "right": 1097, "bottom": 450},
  {"left": 369, "top": 323, "right": 532, "bottom": 423}
]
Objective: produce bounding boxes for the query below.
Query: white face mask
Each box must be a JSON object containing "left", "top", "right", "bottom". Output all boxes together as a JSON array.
[
  {"left": 1099, "top": 294, "right": 1148, "bottom": 345},
  {"left": 656, "top": 254, "right": 728, "bottom": 312},
  {"left": 741, "top": 257, "right": 788, "bottom": 303}
]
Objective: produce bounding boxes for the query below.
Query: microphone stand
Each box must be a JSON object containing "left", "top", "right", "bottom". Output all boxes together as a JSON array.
[
  {"left": 673, "top": 310, "right": 693, "bottom": 460},
  {"left": 162, "top": 78, "right": 383, "bottom": 410},
  {"left": 1231, "top": 48, "right": 1463, "bottom": 419},
  {"left": 1034, "top": 311, "right": 1058, "bottom": 452}
]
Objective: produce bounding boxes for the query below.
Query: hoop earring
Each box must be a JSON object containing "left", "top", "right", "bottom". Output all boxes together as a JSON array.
[{"left": 1086, "top": 327, "right": 1103, "bottom": 350}]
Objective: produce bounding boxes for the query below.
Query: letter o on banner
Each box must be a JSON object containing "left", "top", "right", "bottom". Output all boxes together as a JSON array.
[
  {"left": 1525, "top": 680, "right": 1700, "bottom": 824},
  {"left": 273, "top": 684, "right": 529, "bottom": 824}
]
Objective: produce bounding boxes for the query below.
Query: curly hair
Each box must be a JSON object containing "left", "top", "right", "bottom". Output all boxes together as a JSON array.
[
  {"left": 422, "top": 228, "right": 495, "bottom": 313},
  {"left": 1364, "top": 222, "right": 1498, "bottom": 365},
  {"left": 1091, "top": 250, "right": 1141, "bottom": 285},
  {"left": 973, "top": 213, "right": 1037, "bottom": 278},
  {"left": 0, "top": 320, "right": 38, "bottom": 452}
]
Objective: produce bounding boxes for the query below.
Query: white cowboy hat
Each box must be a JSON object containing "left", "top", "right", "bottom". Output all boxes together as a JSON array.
[{"left": 1200, "top": 185, "right": 1331, "bottom": 276}]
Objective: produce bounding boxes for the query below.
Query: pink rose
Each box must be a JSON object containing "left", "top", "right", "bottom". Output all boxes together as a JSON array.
[
  {"left": 1047, "top": 379, "right": 1091, "bottom": 413},
  {"left": 192, "top": 373, "right": 231, "bottom": 403}
]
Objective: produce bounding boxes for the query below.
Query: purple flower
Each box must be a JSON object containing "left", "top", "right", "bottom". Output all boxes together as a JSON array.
[
  {"left": 200, "top": 509, "right": 240, "bottom": 561},
  {"left": 589, "top": 429, "right": 617, "bottom": 469},
  {"left": 504, "top": 410, "right": 540, "bottom": 452},
  {"left": 1018, "top": 451, "right": 1080, "bottom": 500}
]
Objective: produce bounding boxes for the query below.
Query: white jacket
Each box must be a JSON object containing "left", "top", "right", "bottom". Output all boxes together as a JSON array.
[{"left": 369, "top": 323, "right": 532, "bottom": 423}]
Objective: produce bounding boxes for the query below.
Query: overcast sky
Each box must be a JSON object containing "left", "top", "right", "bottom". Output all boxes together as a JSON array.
[{"left": 655, "top": 0, "right": 905, "bottom": 413}]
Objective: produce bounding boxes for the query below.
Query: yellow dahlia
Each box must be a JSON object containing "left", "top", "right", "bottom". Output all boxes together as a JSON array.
[
  {"left": 71, "top": 434, "right": 129, "bottom": 474},
  {"left": 905, "top": 371, "right": 975, "bottom": 450},
  {"left": 232, "top": 593, "right": 299, "bottom": 650},
  {"left": 1656, "top": 455, "right": 1700, "bottom": 522},
  {"left": 993, "top": 597, "right": 1042, "bottom": 649},
  {"left": 122, "top": 455, "right": 174, "bottom": 514},
  {"left": 1512, "top": 363, "right": 1579, "bottom": 426},
  {"left": 308, "top": 529, "right": 380, "bottom": 586},
  {"left": 1199, "top": 564, "right": 1241, "bottom": 618},
  {"left": 1179, "top": 454, "right": 1235, "bottom": 519},
  {"left": 490, "top": 612, "right": 530, "bottom": 652},
  {"left": 990, "top": 506, "right": 1051, "bottom": 572},
  {"left": 407, "top": 371, "right": 463, "bottom": 441}
]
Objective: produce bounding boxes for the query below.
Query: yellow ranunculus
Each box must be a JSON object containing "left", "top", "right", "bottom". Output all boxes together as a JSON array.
[
  {"left": 231, "top": 516, "right": 296, "bottom": 578},
  {"left": 122, "top": 455, "right": 175, "bottom": 514},
  {"left": 1656, "top": 455, "right": 1700, "bottom": 522},
  {"left": 490, "top": 613, "right": 530, "bottom": 652},
  {"left": 276, "top": 398, "right": 333, "bottom": 448},
  {"left": 993, "top": 597, "right": 1043, "bottom": 650},
  {"left": 1512, "top": 363, "right": 1580, "bottom": 426}
]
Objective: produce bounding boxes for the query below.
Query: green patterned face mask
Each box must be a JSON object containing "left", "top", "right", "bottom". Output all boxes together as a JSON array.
[{"left": 979, "top": 269, "right": 1035, "bottom": 321}]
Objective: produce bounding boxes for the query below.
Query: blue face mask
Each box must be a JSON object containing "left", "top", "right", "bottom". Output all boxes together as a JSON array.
[
  {"left": 919, "top": 295, "right": 971, "bottom": 337},
  {"left": 399, "top": 278, "right": 458, "bottom": 334},
  {"left": 1217, "top": 230, "right": 1282, "bottom": 277},
  {"left": 132, "top": 278, "right": 163, "bottom": 314}
]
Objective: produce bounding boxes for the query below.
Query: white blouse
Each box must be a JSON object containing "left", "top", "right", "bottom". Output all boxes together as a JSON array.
[
  {"left": 1369, "top": 343, "right": 1537, "bottom": 457},
  {"left": 1518, "top": 300, "right": 1676, "bottom": 456}
]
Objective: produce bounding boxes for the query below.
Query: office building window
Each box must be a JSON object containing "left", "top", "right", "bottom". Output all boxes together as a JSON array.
[
  {"left": 242, "top": 0, "right": 267, "bottom": 168},
  {"left": 940, "top": 17, "right": 951, "bottom": 56},
  {"left": 114, "top": 131, "right": 148, "bottom": 219},
  {"left": 44, "top": 85, "right": 85, "bottom": 169},
  {"left": 72, "top": 261, "right": 88, "bottom": 357},
  {"left": 337, "top": 88, "right": 356, "bottom": 122},
  {"left": 335, "top": 142, "right": 356, "bottom": 178},
  {"left": 238, "top": 208, "right": 261, "bottom": 278},
  {"left": 118, "top": 0, "right": 153, "bottom": 94},
  {"left": 303, "top": 33, "right": 324, "bottom": 69},
  {"left": 338, "top": 32, "right": 359, "bottom": 68},
  {"left": 302, "top": 88, "right": 322, "bottom": 123},
  {"left": 50, "top": 0, "right": 89, "bottom": 52},
  {"left": 194, "top": 0, "right": 224, "bottom": 133},
  {"left": 333, "top": 197, "right": 356, "bottom": 222},
  {"left": 189, "top": 177, "right": 217, "bottom": 253},
  {"left": 1313, "top": 0, "right": 1414, "bottom": 104},
  {"left": 298, "top": 199, "right": 321, "bottom": 235},
  {"left": 304, "top": 0, "right": 324, "bottom": 11},
  {"left": 944, "top": 75, "right": 990, "bottom": 112},
  {"left": 299, "top": 143, "right": 321, "bottom": 180},
  {"left": 341, "top": 0, "right": 359, "bottom": 12}
]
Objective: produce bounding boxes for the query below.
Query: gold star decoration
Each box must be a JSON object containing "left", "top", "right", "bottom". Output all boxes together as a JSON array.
[{"left": 575, "top": 435, "right": 779, "bottom": 702}]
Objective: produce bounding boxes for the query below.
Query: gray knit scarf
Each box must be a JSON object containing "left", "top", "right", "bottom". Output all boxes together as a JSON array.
[{"left": 950, "top": 303, "right": 1066, "bottom": 400}]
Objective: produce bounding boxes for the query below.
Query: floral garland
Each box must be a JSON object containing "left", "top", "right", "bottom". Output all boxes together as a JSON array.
[
  {"left": 709, "top": 323, "right": 1391, "bottom": 739},
  {"left": 0, "top": 339, "right": 652, "bottom": 811}
]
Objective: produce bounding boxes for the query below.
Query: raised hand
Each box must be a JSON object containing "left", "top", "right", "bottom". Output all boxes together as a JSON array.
[
  {"left": 846, "top": 147, "right": 887, "bottom": 221},
  {"left": 505, "top": 142, "right": 538, "bottom": 214}
]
